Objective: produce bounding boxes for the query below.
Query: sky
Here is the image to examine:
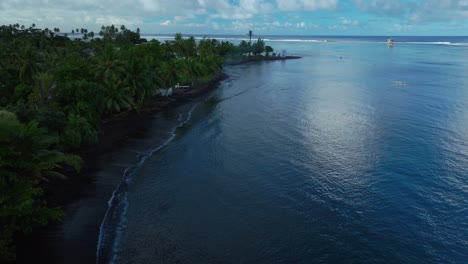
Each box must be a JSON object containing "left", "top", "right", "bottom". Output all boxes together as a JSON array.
[{"left": 1, "top": 0, "right": 468, "bottom": 35}]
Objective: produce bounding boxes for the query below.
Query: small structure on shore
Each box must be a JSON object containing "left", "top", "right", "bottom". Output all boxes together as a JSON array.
[
  {"left": 175, "top": 83, "right": 190, "bottom": 89},
  {"left": 157, "top": 88, "right": 173, "bottom": 96},
  {"left": 157, "top": 83, "right": 192, "bottom": 97}
]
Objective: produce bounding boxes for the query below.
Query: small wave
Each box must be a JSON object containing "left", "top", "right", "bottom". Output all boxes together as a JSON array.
[
  {"left": 443, "top": 42, "right": 468, "bottom": 46},
  {"left": 392, "top": 80, "right": 408, "bottom": 86},
  {"left": 96, "top": 103, "right": 200, "bottom": 264},
  {"left": 142, "top": 35, "right": 468, "bottom": 47},
  {"left": 265, "top": 39, "right": 329, "bottom": 43},
  {"left": 403, "top": 41, "right": 468, "bottom": 46}
]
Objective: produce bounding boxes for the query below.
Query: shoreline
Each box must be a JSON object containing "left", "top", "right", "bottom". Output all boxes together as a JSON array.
[
  {"left": 15, "top": 56, "right": 300, "bottom": 264},
  {"left": 16, "top": 73, "right": 228, "bottom": 264},
  {"left": 225, "top": 55, "right": 301, "bottom": 65}
]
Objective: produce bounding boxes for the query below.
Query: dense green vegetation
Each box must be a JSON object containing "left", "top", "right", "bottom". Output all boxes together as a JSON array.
[
  {"left": 0, "top": 23, "right": 237, "bottom": 263},
  {"left": 0, "top": 24, "right": 277, "bottom": 262}
]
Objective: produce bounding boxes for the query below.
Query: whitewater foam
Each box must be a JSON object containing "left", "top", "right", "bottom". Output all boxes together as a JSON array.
[
  {"left": 404, "top": 41, "right": 468, "bottom": 46},
  {"left": 96, "top": 102, "right": 200, "bottom": 264},
  {"left": 139, "top": 34, "right": 468, "bottom": 48}
]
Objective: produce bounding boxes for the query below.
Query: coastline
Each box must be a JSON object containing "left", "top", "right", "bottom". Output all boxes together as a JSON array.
[
  {"left": 15, "top": 56, "right": 301, "bottom": 264},
  {"left": 16, "top": 73, "right": 228, "bottom": 264},
  {"left": 225, "top": 55, "right": 301, "bottom": 65}
]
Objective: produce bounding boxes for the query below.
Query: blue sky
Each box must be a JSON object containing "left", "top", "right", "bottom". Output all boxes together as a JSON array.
[{"left": 1, "top": 0, "right": 468, "bottom": 35}]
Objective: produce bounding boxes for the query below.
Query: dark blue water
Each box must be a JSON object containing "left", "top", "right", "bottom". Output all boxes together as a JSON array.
[{"left": 102, "top": 37, "right": 468, "bottom": 263}]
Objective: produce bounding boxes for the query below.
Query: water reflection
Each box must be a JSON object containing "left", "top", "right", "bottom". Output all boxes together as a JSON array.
[{"left": 116, "top": 40, "right": 468, "bottom": 264}]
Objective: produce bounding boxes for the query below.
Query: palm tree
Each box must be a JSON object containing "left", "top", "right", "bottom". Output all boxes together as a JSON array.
[
  {"left": 265, "top": 45, "right": 273, "bottom": 57},
  {"left": 159, "top": 60, "right": 180, "bottom": 91},
  {"left": 183, "top": 36, "right": 197, "bottom": 58},
  {"left": 177, "top": 57, "right": 203, "bottom": 87},
  {"left": 13, "top": 42, "right": 37, "bottom": 83},
  {"left": 172, "top": 33, "right": 185, "bottom": 57},
  {"left": 82, "top": 29, "right": 88, "bottom": 41},
  {"left": 0, "top": 112, "right": 81, "bottom": 262},
  {"left": 123, "top": 54, "right": 158, "bottom": 110},
  {"left": 238, "top": 40, "right": 249, "bottom": 56},
  {"left": 92, "top": 45, "right": 133, "bottom": 113},
  {"left": 253, "top": 37, "right": 265, "bottom": 56},
  {"left": 101, "top": 75, "right": 134, "bottom": 114},
  {"left": 93, "top": 44, "right": 126, "bottom": 81},
  {"left": 33, "top": 72, "right": 57, "bottom": 108}
]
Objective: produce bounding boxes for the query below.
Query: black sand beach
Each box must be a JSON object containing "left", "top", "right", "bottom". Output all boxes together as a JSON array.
[
  {"left": 16, "top": 56, "right": 300, "bottom": 264},
  {"left": 16, "top": 73, "right": 228, "bottom": 264}
]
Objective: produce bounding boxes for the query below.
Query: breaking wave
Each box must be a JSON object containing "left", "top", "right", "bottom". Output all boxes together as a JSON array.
[
  {"left": 141, "top": 34, "right": 468, "bottom": 47},
  {"left": 95, "top": 103, "right": 200, "bottom": 264}
]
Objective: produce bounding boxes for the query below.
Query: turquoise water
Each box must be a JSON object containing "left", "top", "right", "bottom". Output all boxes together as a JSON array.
[{"left": 100, "top": 37, "right": 468, "bottom": 263}]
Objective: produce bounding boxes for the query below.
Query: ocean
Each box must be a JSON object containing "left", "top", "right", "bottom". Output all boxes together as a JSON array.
[{"left": 97, "top": 36, "right": 468, "bottom": 263}]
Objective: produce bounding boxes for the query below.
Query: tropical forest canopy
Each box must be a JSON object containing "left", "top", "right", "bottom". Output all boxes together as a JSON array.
[{"left": 0, "top": 23, "right": 273, "bottom": 263}]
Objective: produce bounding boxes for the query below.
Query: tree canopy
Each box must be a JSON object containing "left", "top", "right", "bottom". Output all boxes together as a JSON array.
[
  {"left": 0, "top": 23, "right": 280, "bottom": 262},
  {"left": 0, "top": 23, "right": 235, "bottom": 263}
]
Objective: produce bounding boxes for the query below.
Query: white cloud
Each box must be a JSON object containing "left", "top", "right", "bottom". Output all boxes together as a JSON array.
[
  {"left": 139, "top": 0, "right": 162, "bottom": 12},
  {"left": 341, "top": 18, "right": 360, "bottom": 26},
  {"left": 95, "top": 16, "right": 142, "bottom": 27},
  {"left": 0, "top": 0, "right": 204, "bottom": 32},
  {"left": 296, "top": 22, "right": 306, "bottom": 28},
  {"left": 276, "top": 0, "right": 338, "bottom": 11},
  {"left": 198, "top": 0, "right": 272, "bottom": 20},
  {"left": 352, "top": 0, "right": 406, "bottom": 17},
  {"left": 1, "top": 0, "right": 468, "bottom": 34},
  {"left": 409, "top": 0, "right": 468, "bottom": 22},
  {"left": 159, "top": 20, "right": 171, "bottom": 26},
  {"left": 353, "top": 0, "right": 468, "bottom": 23},
  {"left": 174, "top": 16, "right": 185, "bottom": 22},
  {"left": 391, "top": 23, "right": 413, "bottom": 32},
  {"left": 138, "top": 0, "right": 203, "bottom": 15}
]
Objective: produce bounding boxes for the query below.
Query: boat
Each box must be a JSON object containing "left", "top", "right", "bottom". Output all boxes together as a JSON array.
[{"left": 387, "top": 39, "right": 395, "bottom": 47}]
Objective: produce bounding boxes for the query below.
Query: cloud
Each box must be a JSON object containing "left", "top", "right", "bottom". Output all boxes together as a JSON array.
[
  {"left": 159, "top": 20, "right": 171, "bottom": 26},
  {"left": 96, "top": 16, "right": 143, "bottom": 27},
  {"left": 1, "top": 0, "right": 468, "bottom": 34},
  {"left": 409, "top": 0, "right": 468, "bottom": 22},
  {"left": 391, "top": 23, "right": 413, "bottom": 32},
  {"left": 174, "top": 16, "right": 185, "bottom": 22},
  {"left": 341, "top": 18, "right": 360, "bottom": 26},
  {"left": 326, "top": 17, "right": 360, "bottom": 31},
  {"left": 198, "top": 0, "right": 273, "bottom": 20},
  {"left": 0, "top": 0, "right": 208, "bottom": 33},
  {"left": 222, "top": 19, "right": 318, "bottom": 34},
  {"left": 352, "top": 0, "right": 406, "bottom": 17},
  {"left": 296, "top": 22, "right": 306, "bottom": 28},
  {"left": 138, "top": 0, "right": 204, "bottom": 15},
  {"left": 352, "top": 0, "right": 468, "bottom": 23},
  {"left": 276, "top": 0, "right": 338, "bottom": 11}
]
